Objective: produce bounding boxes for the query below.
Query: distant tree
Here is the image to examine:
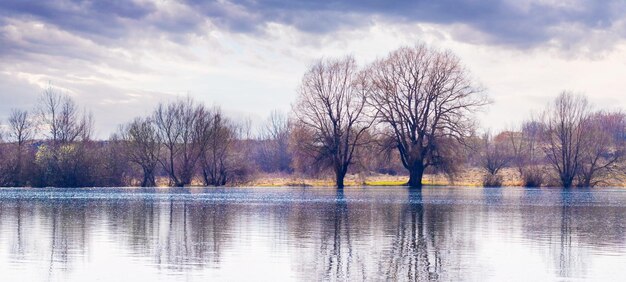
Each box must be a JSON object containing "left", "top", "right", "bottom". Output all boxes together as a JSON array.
[
  {"left": 120, "top": 117, "right": 161, "bottom": 187},
  {"left": 8, "top": 109, "right": 35, "bottom": 149},
  {"left": 292, "top": 56, "right": 373, "bottom": 189},
  {"left": 0, "top": 124, "right": 8, "bottom": 186},
  {"left": 38, "top": 86, "right": 92, "bottom": 144},
  {"left": 288, "top": 123, "right": 320, "bottom": 176},
  {"left": 153, "top": 97, "right": 207, "bottom": 187},
  {"left": 4, "top": 109, "right": 36, "bottom": 186},
  {"left": 542, "top": 92, "right": 590, "bottom": 188},
  {"left": 200, "top": 109, "right": 251, "bottom": 186},
  {"left": 508, "top": 119, "right": 546, "bottom": 187},
  {"left": 479, "top": 131, "right": 513, "bottom": 187},
  {"left": 576, "top": 111, "right": 626, "bottom": 187},
  {"left": 255, "top": 110, "right": 293, "bottom": 173},
  {"left": 33, "top": 87, "right": 95, "bottom": 187},
  {"left": 367, "top": 44, "right": 488, "bottom": 188}
]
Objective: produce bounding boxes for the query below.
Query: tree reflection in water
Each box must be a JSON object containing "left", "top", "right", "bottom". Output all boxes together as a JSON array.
[
  {"left": 383, "top": 188, "right": 440, "bottom": 281},
  {"left": 553, "top": 190, "right": 589, "bottom": 279},
  {"left": 1, "top": 187, "right": 626, "bottom": 281},
  {"left": 318, "top": 189, "right": 353, "bottom": 280},
  {"left": 106, "top": 197, "right": 234, "bottom": 270}
]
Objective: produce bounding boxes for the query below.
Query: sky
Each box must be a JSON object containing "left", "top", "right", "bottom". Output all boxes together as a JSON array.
[{"left": 2, "top": 0, "right": 626, "bottom": 138}]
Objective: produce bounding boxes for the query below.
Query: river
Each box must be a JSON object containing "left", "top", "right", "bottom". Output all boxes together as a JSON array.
[{"left": 0, "top": 186, "right": 625, "bottom": 281}]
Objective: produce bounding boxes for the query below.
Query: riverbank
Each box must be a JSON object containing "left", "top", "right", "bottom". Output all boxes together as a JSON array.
[
  {"left": 245, "top": 168, "right": 502, "bottom": 187},
  {"left": 245, "top": 168, "right": 626, "bottom": 188}
]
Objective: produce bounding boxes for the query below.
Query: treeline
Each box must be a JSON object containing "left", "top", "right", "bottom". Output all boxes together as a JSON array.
[
  {"left": 476, "top": 93, "right": 626, "bottom": 188},
  {"left": 0, "top": 43, "right": 624, "bottom": 188},
  {"left": 0, "top": 89, "right": 254, "bottom": 188},
  {"left": 0, "top": 87, "right": 402, "bottom": 188}
]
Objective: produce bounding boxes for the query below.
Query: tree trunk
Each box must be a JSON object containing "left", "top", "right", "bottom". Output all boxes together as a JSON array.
[
  {"left": 407, "top": 165, "right": 424, "bottom": 189},
  {"left": 562, "top": 179, "right": 572, "bottom": 188},
  {"left": 335, "top": 168, "right": 346, "bottom": 189},
  {"left": 141, "top": 167, "right": 155, "bottom": 187},
  {"left": 561, "top": 174, "right": 573, "bottom": 188}
]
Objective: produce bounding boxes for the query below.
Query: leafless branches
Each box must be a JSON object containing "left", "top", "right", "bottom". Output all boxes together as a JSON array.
[
  {"left": 38, "top": 86, "right": 92, "bottom": 144},
  {"left": 153, "top": 97, "right": 207, "bottom": 187},
  {"left": 542, "top": 92, "right": 590, "bottom": 188},
  {"left": 508, "top": 119, "right": 546, "bottom": 187},
  {"left": 479, "top": 131, "right": 513, "bottom": 187},
  {"left": 199, "top": 109, "right": 250, "bottom": 186},
  {"left": 3, "top": 109, "right": 36, "bottom": 186},
  {"left": 366, "top": 44, "right": 488, "bottom": 188},
  {"left": 293, "top": 56, "right": 373, "bottom": 188},
  {"left": 119, "top": 117, "right": 161, "bottom": 187},
  {"left": 255, "top": 110, "right": 292, "bottom": 173},
  {"left": 576, "top": 111, "right": 626, "bottom": 187}
]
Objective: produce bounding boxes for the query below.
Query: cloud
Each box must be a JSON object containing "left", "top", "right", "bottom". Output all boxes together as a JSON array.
[
  {"left": 2, "top": 0, "right": 626, "bottom": 51},
  {"left": 177, "top": 0, "right": 626, "bottom": 50},
  {"left": 0, "top": 1, "right": 154, "bottom": 40}
]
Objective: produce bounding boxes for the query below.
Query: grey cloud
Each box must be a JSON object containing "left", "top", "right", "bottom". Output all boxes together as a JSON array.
[
  {"left": 1, "top": 0, "right": 625, "bottom": 51},
  {"left": 181, "top": 0, "right": 626, "bottom": 48},
  {"left": 0, "top": 0, "right": 156, "bottom": 38}
]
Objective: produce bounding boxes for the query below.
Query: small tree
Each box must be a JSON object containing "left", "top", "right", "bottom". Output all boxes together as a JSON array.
[
  {"left": 508, "top": 119, "right": 546, "bottom": 187},
  {"left": 479, "top": 131, "right": 512, "bottom": 187},
  {"left": 255, "top": 110, "right": 293, "bottom": 173},
  {"left": 120, "top": 117, "right": 161, "bottom": 187},
  {"left": 200, "top": 110, "right": 251, "bottom": 186},
  {"left": 577, "top": 111, "right": 626, "bottom": 187},
  {"left": 5, "top": 109, "right": 36, "bottom": 186}
]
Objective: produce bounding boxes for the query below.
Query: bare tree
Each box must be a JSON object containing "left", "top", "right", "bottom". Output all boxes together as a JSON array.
[
  {"left": 256, "top": 110, "right": 293, "bottom": 173},
  {"left": 38, "top": 86, "right": 92, "bottom": 144},
  {"left": 32, "top": 86, "right": 95, "bottom": 187},
  {"left": 5, "top": 109, "right": 36, "bottom": 186},
  {"left": 576, "top": 111, "right": 626, "bottom": 187},
  {"left": 542, "top": 92, "right": 590, "bottom": 188},
  {"left": 120, "top": 117, "right": 162, "bottom": 187},
  {"left": 292, "top": 56, "right": 373, "bottom": 189},
  {"left": 153, "top": 97, "right": 207, "bottom": 187},
  {"left": 508, "top": 119, "right": 546, "bottom": 187},
  {"left": 8, "top": 109, "right": 35, "bottom": 148},
  {"left": 367, "top": 44, "right": 488, "bottom": 188},
  {"left": 479, "top": 131, "right": 512, "bottom": 187},
  {"left": 200, "top": 110, "right": 241, "bottom": 186}
]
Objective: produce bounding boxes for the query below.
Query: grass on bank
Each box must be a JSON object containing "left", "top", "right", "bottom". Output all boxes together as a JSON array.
[{"left": 249, "top": 174, "right": 482, "bottom": 187}]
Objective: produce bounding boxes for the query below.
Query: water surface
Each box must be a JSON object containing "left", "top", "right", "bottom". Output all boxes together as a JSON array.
[{"left": 1, "top": 186, "right": 625, "bottom": 281}]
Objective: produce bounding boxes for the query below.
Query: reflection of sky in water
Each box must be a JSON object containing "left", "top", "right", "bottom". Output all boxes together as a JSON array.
[{"left": 0, "top": 187, "right": 625, "bottom": 281}]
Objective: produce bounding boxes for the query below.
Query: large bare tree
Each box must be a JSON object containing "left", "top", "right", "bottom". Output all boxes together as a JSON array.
[
  {"left": 293, "top": 56, "right": 372, "bottom": 189},
  {"left": 542, "top": 92, "right": 590, "bottom": 188},
  {"left": 367, "top": 44, "right": 488, "bottom": 188}
]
